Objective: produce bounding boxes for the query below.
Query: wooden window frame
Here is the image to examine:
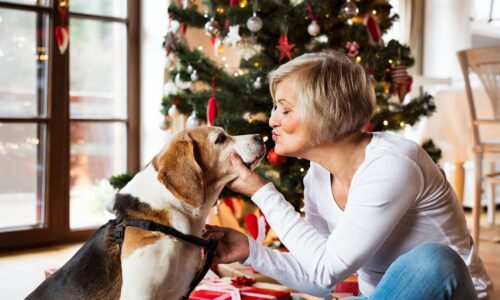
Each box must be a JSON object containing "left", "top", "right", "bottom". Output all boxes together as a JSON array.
[{"left": 0, "top": 0, "right": 140, "bottom": 251}]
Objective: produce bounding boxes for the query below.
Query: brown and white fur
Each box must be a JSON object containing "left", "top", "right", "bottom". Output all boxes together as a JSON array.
[{"left": 26, "top": 126, "right": 265, "bottom": 300}]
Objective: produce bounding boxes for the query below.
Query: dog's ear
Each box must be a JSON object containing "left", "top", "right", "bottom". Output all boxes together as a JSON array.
[{"left": 156, "top": 135, "right": 206, "bottom": 207}]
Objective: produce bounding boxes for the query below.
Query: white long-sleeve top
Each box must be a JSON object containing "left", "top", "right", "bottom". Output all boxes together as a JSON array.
[{"left": 244, "top": 132, "right": 492, "bottom": 299}]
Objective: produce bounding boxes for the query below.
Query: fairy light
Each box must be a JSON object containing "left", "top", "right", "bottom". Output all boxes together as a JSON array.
[
  {"left": 383, "top": 120, "right": 389, "bottom": 126},
  {"left": 355, "top": 56, "right": 362, "bottom": 64},
  {"left": 216, "top": 7, "right": 224, "bottom": 14},
  {"left": 372, "top": 9, "right": 377, "bottom": 15},
  {"left": 388, "top": 59, "right": 393, "bottom": 64},
  {"left": 198, "top": 46, "right": 204, "bottom": 51},
  {"left": 400, "top": 122, "right": 405, "bottom": 127},
  {"left": 300, "top": 168, "right": 305, "bottom": 172},
  {"left": 239, "top": 0, "right": 248, "bottom": 8},
  {"left": 254, "top": 62, "right": 260, "bottom": 67},
  {"left": 224, "top": 63, "right": 229, "bottom": 68},
  {"left": 221, "top": 56, "right": 227, "bottom": 61},
  {"left": 262, "top": 136, "right": 269, "bottom": 142},
  {"left": 233, "top": 72, "right": 239, "bottom": 77}
]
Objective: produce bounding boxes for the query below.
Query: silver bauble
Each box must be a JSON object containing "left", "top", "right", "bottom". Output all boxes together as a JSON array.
[
  {"left": 186, "top": 112, "right": 202, "bottom": 128},
  {"left": 204, "top": 18, "right": 220, "bottom": 37},
  {"left": 159, "top": 115, "right": 172, "bottom": 130},
  {"left": 170, "top": 20, "right": 180, "bottom": 34},
  {"left": 187, "top": 65, "right": 193, "bottom": 73},
  {"left": 190, "top": 70, "right": 198, "bottom": 81},
  {"left": 341, "top": 0, "right": 359, "bottom": 19},
  {"left": 246, "top": 14, "right": 263, "bottom": 32},
  {"left": 253, "top": 77, "right": 262, "bottom": 89},
  {"left": 168, "top": 104, "right": 180, "bottom": 117},
  {"left": 307, "top": 20, "right": 320, "bottom": 36}
]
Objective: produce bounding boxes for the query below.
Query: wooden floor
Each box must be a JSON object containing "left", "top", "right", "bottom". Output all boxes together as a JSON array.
[{"left": 0, "top": 212, "right": 498, "bottom": 300}]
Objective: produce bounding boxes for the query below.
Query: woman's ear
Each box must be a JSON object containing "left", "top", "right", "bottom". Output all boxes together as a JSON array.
[{"left": 156, "top": 135, "right": 206, "bottom": 207}]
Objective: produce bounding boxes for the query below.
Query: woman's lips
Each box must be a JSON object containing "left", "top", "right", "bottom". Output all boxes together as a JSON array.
[{"left": 272, "top": 131, "right": 279, "bottom": 141}]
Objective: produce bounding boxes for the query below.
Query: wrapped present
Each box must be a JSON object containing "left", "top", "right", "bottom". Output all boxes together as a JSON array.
[
  {"left": 217, "top": 263, "right": 279, "bottom": 284},
  {"left": 335, "top": 274, "right": 358, "bottom": 295},
  {"left": 240, "top": 287, "right": 291, "bottom": 300}
]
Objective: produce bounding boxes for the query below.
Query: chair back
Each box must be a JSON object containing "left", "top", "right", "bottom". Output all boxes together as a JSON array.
[{"left": 457, "top": 46, "right": 500, "bottom": 148}]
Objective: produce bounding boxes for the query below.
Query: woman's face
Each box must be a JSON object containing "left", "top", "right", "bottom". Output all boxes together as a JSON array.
[{"left": 269, "top": 77, "right": 310, "bottom": 157}]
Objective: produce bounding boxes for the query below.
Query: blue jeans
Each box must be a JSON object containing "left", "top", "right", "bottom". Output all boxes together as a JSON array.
[{"left": 346, "top": 243, "right": 477, "bottom": 300}]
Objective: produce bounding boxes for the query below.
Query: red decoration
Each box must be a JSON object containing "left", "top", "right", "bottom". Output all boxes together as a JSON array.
[
  {"left": 207, "top": 77, "right": 218, "bottom": 125},
  {"left": 245, "top": 212, "right": 270, "bottom": 241},
  {"left": 306, "top": 3, "right": 317, "bottom": 21},
  {"left": 267, "top": 148, "right": 286, "bottom": 166},
  {"left": 231, "top": 276, "right": 255, "bottom": 287},
  {"left": 276, "top": 34, "right": 295, "bottom": 62},
  {"left": 230, "top": 0, "right": 238, "bottom": 7},
  {"left": 346, "top": 41, "right": 360, "bottom": 58},
  {"left": 335, "top": 275, "right": 359, "bottom": 295},
  {"left": 55, "top": 1, "right": 69, "bottom": 54},
  {"left": 363, "top": 122, "right": 374, "bottom": 133},
  {"left": 391, "top": 65, "right": 413, "bottom": 102},
  {"left": 364, "top": 15, "right": 382, "bottom": 45}
]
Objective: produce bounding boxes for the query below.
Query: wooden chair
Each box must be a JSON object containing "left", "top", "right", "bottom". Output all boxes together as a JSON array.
[{"left": 457, "top": 46, "right": 500, "bottom": 249}]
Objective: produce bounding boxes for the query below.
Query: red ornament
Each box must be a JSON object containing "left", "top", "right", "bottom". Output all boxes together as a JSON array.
[
  {"left": 207, "top": 77, "right": 218, "bottom": 125},
  {"left": 230, "top": 0, "right": 238, "bottom": 7},
  {"left": 364, "top": 15, "right": 382, "bottom": 45},
  {"left": 363, "top": 122, "right": 374, "bottom": 133},
  {"left": 336, "top": 275, "right": 359, "bottom": 295},
  {"left": 245, "top": 212, "right": 270, "bottom": 241},
  {"left": 267, "top": 148, "right": 287, "bottom": 166},
  {"left": 396, "top": 75, "right": 413, "bottom": 103},
  {"left": 346, "top": 41, "right": 360, "bottom": 58},
  {"left": 391, "top": 65, "right": 413, "bottom": 102},
  {"left": 276, "top": 34, "right": 295, "bottom": 62}
]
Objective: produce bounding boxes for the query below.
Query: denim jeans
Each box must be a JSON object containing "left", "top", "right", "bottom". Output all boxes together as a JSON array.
[{"left": 346, "top": 243, "right": 477, "bottom": 300}]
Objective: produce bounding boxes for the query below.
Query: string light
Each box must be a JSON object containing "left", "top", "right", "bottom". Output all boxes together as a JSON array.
[
  {"left": 355, "top": 56, "right": 362, "bottom": 64},
  {"left": 372, "top": 10, "right": 377, "bottom": 15},
  {"left": 300, "top": 168, "right": 305, "bottom": 172},
  {"left": 233, "top": 72, "right": 239, "bottom": 77},
  {"left": 383, "top": 120, "right": 389, "bottom": 126},
  {"left": 262, "top": 136, "right": 269, "bottom": 142},
  {"left": 254, "top": 62, "right": 260, "bottom": 67},
  {"left": 239, "top": 0, "right": 248, "bottom": 8},
  {"left": 221, "top": 56, "right": 227, "bottom": 61},
  {"left": 388, "top": 59, "right": 393, "bottom": 64},
  {"left": 216, "top": 7, "right": 224, "bottom": 14},
  {"left": 198, "top": 46, "right": 204, "bottom": 51},
  {"left": 400, "top": 122, "right": 405, "bottom": 127}
]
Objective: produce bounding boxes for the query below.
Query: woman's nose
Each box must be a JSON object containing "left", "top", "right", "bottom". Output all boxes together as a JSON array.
[{"left": 269, "top": 109, "right": 279, "bottom": 128}]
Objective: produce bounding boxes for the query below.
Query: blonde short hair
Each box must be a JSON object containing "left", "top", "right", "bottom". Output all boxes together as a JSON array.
[{"left": 268, "top": 50, "right": 376, "bottom": 145}]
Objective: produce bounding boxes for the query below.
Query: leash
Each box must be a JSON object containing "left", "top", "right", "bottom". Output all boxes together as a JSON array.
[{"left": 114, "top": 218, "right": 218, "bottom": 300}]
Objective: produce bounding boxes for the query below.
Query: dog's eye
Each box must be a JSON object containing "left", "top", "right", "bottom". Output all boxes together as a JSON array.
[{"left": 215, "top": 133, "right": 226, "bottom": 144}]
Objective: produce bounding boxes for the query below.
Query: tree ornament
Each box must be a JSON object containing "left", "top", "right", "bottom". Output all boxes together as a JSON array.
[
  {"left": 341, "top": 0, "right": 359, "bottom": 19},
  {"left": 346, "top": 41, "right": 360, "bottom": 58},
  {"left": 307, "top": 20, "right": 320, "bottom": 36},
  {"left": 230, "top": 0, "right": 239, "bottom": 7},
  {"left": 186, "top": 111, "right": 202, "bottom": 128},
  {"left": 190, "top": 70, "right": 198, "bottom": 81},
  {"left": 276, "top": 34, "right": 295, "bottom": 62},
  {"left": 237, "top": 36, "right": 263, "bottom": 60},
  {"left": 204, "top": 17, "right": 220, "bottom": 38},
  {"left": 187, "top": 64, "right": 193, "bottom": 73},
  {"left": 163, "top": 82, "right": 178, "bottom": 95},
  {"left": 391, "top": 64, "right": 413, "bottom": 102},
  {"left": 207, "top": 77, "right": 218, "bottom": 126},
  {"left": 245, "top": 212, "right": 270, "bottom": 242},
  {"left": 253, "top": 77, "right": 262, "bottom": 89},
  {"left": 364, "top": 15, "right": 382, "bottom": 45},
  {"left": 247, "top": 14, "right": 263, "bottom": 32},
  {"left": 246, "top": 0, "right": 263, "bottom": 32},
  {"left": 174, "top": 73, "right": 192, "bottom": 90},
  {"left": 159, "top": 115, "right": 172, "bottom": 131},
  {"left": 164, "top": 32, "right": 176, "bottom": 55},
  {"left": 169, "top": 20, "right": 180, "bottom": 34},
  {"left": 164, "top": 56, "right": 174, "bottom": 69},
  {"left": 267, "top": 148, "right": 287, "bottom": 166},
  {"left": 223, "top": 25, "right": 242, "bottom": 48},
  {"left": 306, "top": 3, "right": 320, "bottom": 36},
  {"left": 168, "top": 104, "right": 180, "bottom": 117}
]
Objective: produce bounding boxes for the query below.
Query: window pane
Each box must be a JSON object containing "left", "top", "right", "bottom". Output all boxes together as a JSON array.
[
  {"left": 70, "top": 122, "right": 125, "bottom": 229},
  {"left": 0, "top": 0, "right": 50, "bottom": 6},
  {"left": 69, "top": 18, "right": 127, "bottom": 118},
  {"left": 70, "top": 0, "right": 126, "bottom": 18},
  {"left": 0, "top": 123, "right": 45, "bottom": 229},
  {"left": 0, "top": 8, "right": 49, "bottom": 117}
]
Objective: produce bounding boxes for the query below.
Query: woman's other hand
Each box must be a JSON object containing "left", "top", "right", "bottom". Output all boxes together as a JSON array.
[
  {"left": 202, "top": 224, "right": 250, "bottom": 264},
  {"left": 227, "top": 153, "right": 268, "bottom": 197}
]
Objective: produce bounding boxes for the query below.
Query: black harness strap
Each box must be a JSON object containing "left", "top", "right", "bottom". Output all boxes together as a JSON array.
[{"left": 114, "top": 218, "right": 218, "bottom": 300}]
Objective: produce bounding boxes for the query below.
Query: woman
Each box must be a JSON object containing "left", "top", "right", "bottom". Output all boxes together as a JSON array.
[{"left": 203, "top": 50, "right": 492, "bottom": 299}]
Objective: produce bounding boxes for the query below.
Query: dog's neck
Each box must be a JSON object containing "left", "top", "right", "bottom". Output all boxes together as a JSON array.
[{"left": 118, "top": 164, "right": 211, "bottom": 235}]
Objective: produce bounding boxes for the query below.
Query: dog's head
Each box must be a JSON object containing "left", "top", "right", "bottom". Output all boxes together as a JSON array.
[{"left": 154, "top": 126, "right": 266, "bottom": 209}]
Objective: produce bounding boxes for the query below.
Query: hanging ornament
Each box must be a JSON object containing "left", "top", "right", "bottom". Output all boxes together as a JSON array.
[
  {"left": 391, "top": 64, "right": 413, "bottom": 102},
  {"left": 186, "top": 111, "right": 202, "bottom": 128},
  {"left": 267, "top": 148, "right": 287, "bottom": 166},
  {"left": 163, "top": 82, "right": 178, "bottom": 95},
  {"left": 253, "top": 77, "right": 262, "bottom": 89},
  {"left": 245, "top": 212, "right": 270, "bottom": 243},
  {"left": 246, "top": 0, "right": 263, "bottom": 32},
  {"left": 187, "top": 64, "right": 193, "bottom": 73},
  {"left": 55, "top": 0, "right": 69, "bottom": 54},
  {"left": 223, "top": 25, "right": 242, "bottom": 48},
  {"left": 164, "top": 32, "right": 176, "bottom": 55},
  {"left": 190, "top": 70, "right": 198, "bottom": 81},
  {"left": 237, "top": 36, "right": 263, "bottom": 60},
  {"left": 341, "top": 0, "right": 359, "bottom": 19},
  {"left": 306, "top": 3, "right": 320, "bottom": 36},
  {"left": 230, "top": 0, "right": 238, "bottom": 7},
  {"left": 345, "top": 41, "right": 360, "bottom": 58},
  {"left": 276, "top": 34, "right": 295, "bottom": 62},
  {"left": 175, "top": 73, "right": 192, "bottom": 90},
  {"left": 364, "top": 15, "right": 382, "bottom": 45},
  {"left": 168, "top": 104, "right": 180, "bottom": 117},
  {"left": 207, "top": 76, "right": 218, "bottom": 126},
  {"left": 159, "top": 115, "right": 172, "bottom": 131},
  {"left": 169, "top": 20, "right": 181, "bottom": 34},
  {"left": 204, "top": 17, "right": 220, "bottom": 38},
  {"left": 164, "top": 56, "right": 174, "bottom": 69}
]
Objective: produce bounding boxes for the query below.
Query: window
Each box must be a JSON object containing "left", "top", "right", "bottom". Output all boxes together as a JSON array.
[{"left": 0, "top": 0, "right": 139, "bottom": 250}]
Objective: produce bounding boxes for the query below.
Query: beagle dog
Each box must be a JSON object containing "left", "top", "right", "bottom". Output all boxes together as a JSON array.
[{"left": 26, "top": 126, "right": 266, "bottom": 300}]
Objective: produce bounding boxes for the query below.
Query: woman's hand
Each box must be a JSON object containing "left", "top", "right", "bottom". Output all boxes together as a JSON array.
[
  {"left": 202, "top": 224, "right": 250, "bottom": 264},
  {"left": 227, "top": 153, "right": 268, "bottom": 197}
]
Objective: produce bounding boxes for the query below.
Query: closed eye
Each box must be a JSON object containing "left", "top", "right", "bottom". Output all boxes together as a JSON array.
[{"left": 215, "top": 133, "right": 226, "bottom": 144}]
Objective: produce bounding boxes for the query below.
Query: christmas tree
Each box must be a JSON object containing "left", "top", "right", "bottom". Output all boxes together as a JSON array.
[{"left": 155, "top": 0, "right": 437, "bottom": 211}]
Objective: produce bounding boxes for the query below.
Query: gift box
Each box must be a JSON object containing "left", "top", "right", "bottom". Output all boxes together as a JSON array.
[
  {"left": 335, "top": 274, "right": 358, "bottom": 295},
  {"left": 190, "top": 289, "right": 233, "bottom": 300},
  {"left": 217, "top": 263, "right": 279, "bottom": 284}
]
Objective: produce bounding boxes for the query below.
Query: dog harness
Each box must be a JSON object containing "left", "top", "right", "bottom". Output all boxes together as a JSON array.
[{"left": 114, "top": 218, "right": 218, "bottom": 300}]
